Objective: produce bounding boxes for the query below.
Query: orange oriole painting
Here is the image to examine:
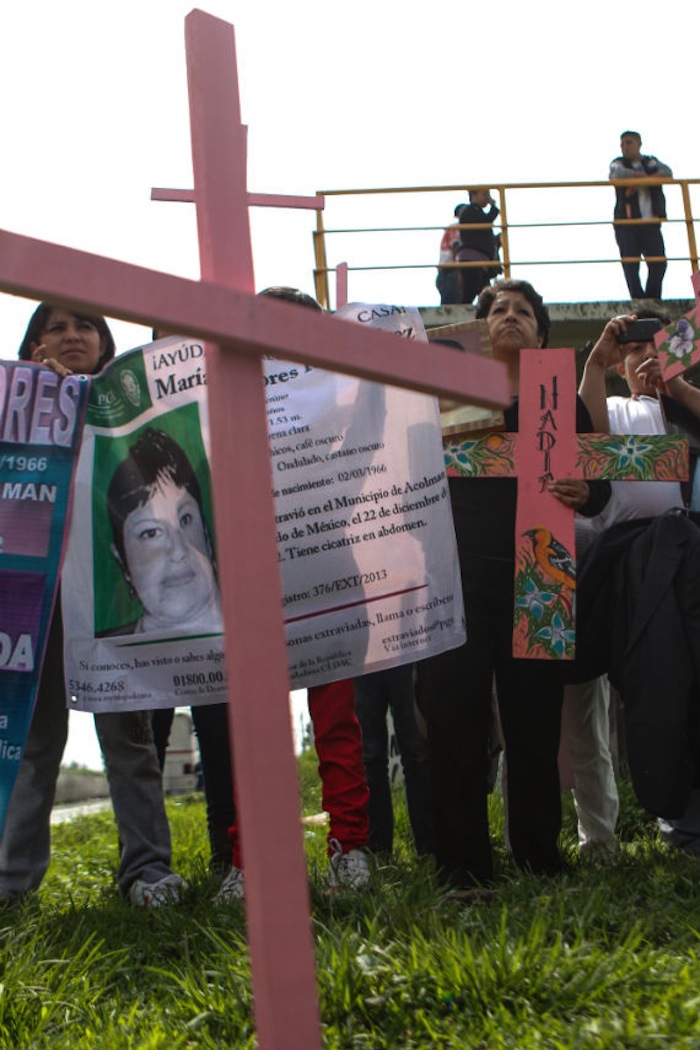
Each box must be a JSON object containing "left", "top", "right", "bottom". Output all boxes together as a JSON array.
[{"left": 523, "top": 526, "right": 576, "bottom": 591}]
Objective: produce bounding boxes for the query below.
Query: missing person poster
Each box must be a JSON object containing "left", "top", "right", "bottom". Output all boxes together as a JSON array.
[
  {"left": 62, "top": 304, "right": 464, "bottom": 712},
  {"left": 0, "top": 363, "right": 89, "bottom": 835}
]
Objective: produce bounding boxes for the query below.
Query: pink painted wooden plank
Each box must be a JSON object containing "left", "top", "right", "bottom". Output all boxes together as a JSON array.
[
  {"left": 0, "top": 229, "right": 509, "bottom": 407},
  {"left": 445, "top": 431, "right": 687, "bottom": 482},
  {"left": 151, "top": 187, "right": 325, "bottom": 210},
  {"left": 248, "top": 192, "right": 325, "bottom": 210},
  {"left": 513, "top": 350, "right": 577, "bottom": 660},
  {"left": 336, "top": 261, "right": 348, "bottom": 308},
  {"left": 184, "top": 11, "right": 320, "bottom": 1048},
  {"left": 655, "top": 306, "right": 700, "bottom": 380},
  {"left": 655, "top": 274, "right": 700, "bottom": 380},
  {"left": 577, "top": 433, "right": 688, "bottom": 481},
  {"left": 150, "top": 188, "right": 197, "bottom": 202}
]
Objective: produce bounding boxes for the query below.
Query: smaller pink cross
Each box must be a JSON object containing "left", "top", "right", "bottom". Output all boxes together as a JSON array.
[{"left": 444, "top": 348, "right": 688, "bottom": 660}]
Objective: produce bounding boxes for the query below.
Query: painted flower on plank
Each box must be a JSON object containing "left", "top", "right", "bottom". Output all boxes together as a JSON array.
[
  {"left": 444, "top": 441, "right": 481, "bottom": 477},
  {"left": 666, "top": 319, "right": 694, "bottom": 360},
  {"left": 613, "top": 436, "right": 653, "bottom": 473},
  {"left": 535, "top": 612, "right": 575, "bottom": 659},
  {"left": 515, "top": 578, "right": 557, "bottom": 621}
]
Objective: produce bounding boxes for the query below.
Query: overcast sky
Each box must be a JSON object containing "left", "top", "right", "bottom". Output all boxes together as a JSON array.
[{"left": 2, "top": 0, "right": 697, "bottom": 767}]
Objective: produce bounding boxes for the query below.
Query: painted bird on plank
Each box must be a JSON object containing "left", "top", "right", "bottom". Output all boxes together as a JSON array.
[{"left": 523, "top": 526, "right": 576, "bottom": 590}]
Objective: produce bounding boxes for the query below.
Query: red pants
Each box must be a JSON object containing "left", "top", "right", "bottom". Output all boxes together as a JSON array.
[
  {"left": 229, "top": 678, "right": 369, "bottom": 867},
  {"left": 309, "top": 678, "right": 370, "bottom": 855}
]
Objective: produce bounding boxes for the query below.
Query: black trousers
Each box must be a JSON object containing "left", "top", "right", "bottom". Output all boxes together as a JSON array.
[{"left": 417, "top": 552, "right": 564, "bottom": 887}]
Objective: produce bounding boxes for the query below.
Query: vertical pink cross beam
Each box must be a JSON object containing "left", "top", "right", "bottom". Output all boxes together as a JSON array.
[
  {"left": 0, "top": 12, "right": 510, "bottom": 1047},
  {"left": 183, "top": 15, "right": 321, "bottom": 1047},
  {"left": 336, "top": 261, "right": 349, "bottom": 308},
  {"left": 513, "top": 349, "right": 578, "bottom": 659}
]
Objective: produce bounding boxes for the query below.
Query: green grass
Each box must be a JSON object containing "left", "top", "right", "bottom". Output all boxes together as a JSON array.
[{"left": 3, "top": 760, "right": 700, "bottom": 1048}]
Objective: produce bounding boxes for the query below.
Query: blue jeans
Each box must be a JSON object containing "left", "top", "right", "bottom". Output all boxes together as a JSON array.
[
  {"left": 614, "top": 223, "right": 667, "bottom": 299},
  {"left": 151, "top": 703, "right": 235, "bottom": 868},
  {"left": 354, "top": 666, "right": 433, "bottom": 855},
  {"left": 151, "top": 703, "right": 233, "bottom": 826}
]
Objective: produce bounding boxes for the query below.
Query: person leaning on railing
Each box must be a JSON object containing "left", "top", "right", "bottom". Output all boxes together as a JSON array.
[
  {"left": 609, "top": 130, "right": 672, "bottom": 301},
  {"left": 455, "top": 188, "right": 501, "bottom": 306}
]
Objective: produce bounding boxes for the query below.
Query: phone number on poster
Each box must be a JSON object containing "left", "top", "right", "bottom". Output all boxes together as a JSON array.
[
  {"left": 68, "top": 680, "right": 125, "bottom": 694},
  {"left": 173, "top": 670, "right": 227, "bottom": 688}
]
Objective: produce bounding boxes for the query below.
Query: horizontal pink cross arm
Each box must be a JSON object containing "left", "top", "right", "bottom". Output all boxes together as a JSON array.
[
  {"left": 444, "top": 432, "right": 689, "bottom": 481},
  {"left": 0, "top": 229, "right": 509, "bottom": 407},
  {"left": 151, "top": 187, "right": 326, "bottom": 210}
]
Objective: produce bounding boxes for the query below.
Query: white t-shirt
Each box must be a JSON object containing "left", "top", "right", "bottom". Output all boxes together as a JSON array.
[
  {"left": 438, "top": 220, "right": 460, "bottom": 265},
  {"left": 589, "top": 395, "right": 684, "bottom": 532},
  {"left": 630, "top": 161, "right": 653, "bottom": 218}
]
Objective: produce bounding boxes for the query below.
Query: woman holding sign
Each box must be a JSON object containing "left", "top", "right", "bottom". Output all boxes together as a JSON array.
[
  {"left": 0, "top": 304, "right": 185, "bottom": 908},
  {"left": 417, "top": 279, "right": 610, "bottom": 891}
]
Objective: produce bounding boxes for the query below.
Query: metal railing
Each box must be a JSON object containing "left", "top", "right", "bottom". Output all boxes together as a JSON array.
[{"left": 311, "top": 178, "right": 699, "bottom": 309}]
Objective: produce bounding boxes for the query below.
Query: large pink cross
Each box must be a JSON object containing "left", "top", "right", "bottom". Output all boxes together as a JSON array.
[{"left": 0, "top": 11, "right": 509, "bottom": 1048}]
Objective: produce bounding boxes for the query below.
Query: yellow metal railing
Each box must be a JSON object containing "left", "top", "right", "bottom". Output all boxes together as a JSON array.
[{"left": 312, "top": 178, "right": 699, "bottom": 309}]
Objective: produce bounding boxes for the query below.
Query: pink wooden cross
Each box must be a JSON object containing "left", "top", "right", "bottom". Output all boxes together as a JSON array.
[
  {"left": 444, "top": 348, "right": 687, "bottom": 660},
  {"left": 655, "top": 271, "right": 700, "bottom": 379},
  {"left": 0, "top": 11, "right": 510, "bottom": 1049}
]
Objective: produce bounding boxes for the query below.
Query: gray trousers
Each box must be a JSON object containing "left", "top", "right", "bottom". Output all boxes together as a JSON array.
[
  {"left": 562, "top": 676, "right": 619, "bottom": 848},
  {"left": 0, "top": 614, "right": 172, "bottom": 900}
]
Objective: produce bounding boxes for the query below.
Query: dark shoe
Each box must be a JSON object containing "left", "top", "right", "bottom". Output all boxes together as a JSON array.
[{"left": 208, "top": 820, "right": 233, "bottom": 875}]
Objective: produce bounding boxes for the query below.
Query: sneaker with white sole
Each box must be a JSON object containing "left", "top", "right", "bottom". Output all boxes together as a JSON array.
[
  {"left": 328, "top": 840, "right": 370, "bottom": 890},
  {"left": 128, "top": 873, "right": 187, "bottom": 908},
  {"left": 213, "top": 865, "right": 245, "bottom": 904}
]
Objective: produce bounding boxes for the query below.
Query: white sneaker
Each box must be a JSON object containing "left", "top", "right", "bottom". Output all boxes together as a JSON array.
[
  {"left": 128, "top": 873, "right": 187, "bottom": 908},
  {"left": 213, "top": 865, "right": 245, "bottom": 904},
  {"left": 328, "top": 840, "right": 370, "bottom": 890}
]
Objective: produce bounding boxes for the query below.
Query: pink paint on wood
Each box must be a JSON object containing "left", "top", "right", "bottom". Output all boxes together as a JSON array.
[
  {"left": 0, "top": 229, "right": 510, "bottom": 407},
  {"left": 655, "top": 305, "right": 700, "bottom": 381},
  {"left": 151, "top": 188, "right": 196, "bottom": 202},
  {"left": 247, "top": 192, "right": 325, "bottom": 210},
  {"left": 514, "top": 350, "right": 577, "bottom": 659},
  {"left": 184, "top": 10, "right": 320, "bottom": 1048},
  {"left": 151, "top": 186, "right": 325, "bottom": 210},
  {"left": 655, "top": 274, "right": 700, "bottom": 381},
  {"left": 336, "top": 262, "right": 348, "bottom": 308}
]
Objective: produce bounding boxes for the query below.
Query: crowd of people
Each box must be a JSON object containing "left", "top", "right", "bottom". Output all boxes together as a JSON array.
[{"left": 0, "top": 126, "right": 694, "bottom": 910}]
